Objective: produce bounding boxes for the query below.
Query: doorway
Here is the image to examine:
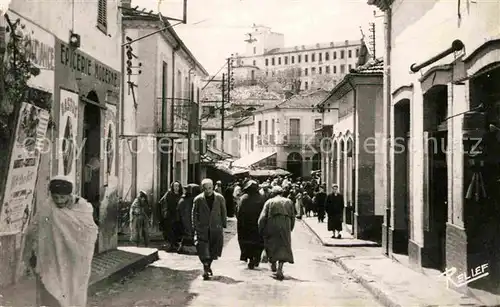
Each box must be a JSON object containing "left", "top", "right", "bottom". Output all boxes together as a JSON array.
[
  {"left": 81, "top": 92, "right": 101, "bottom": 253},
  {"left": 423, "top": 85, "right": 448, "bottom": 271},
  {"left": 393, "top": 100, "right": 410, "bottom": 255},
  {"left": 286, "top": 152, "right": 303, "bottom": 178}
]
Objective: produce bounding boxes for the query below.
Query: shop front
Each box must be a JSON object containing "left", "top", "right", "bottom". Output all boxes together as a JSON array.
[
  {"left": 0, "top": 10, "right": 55, "bottom": 286},
  {"left": 53, "top": 38, "right": 120, "bottom": 254}
]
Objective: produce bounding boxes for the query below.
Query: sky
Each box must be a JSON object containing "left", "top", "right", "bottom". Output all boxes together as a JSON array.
[{"left": 132, "top": 0, "right": 385, "bottom": 75}]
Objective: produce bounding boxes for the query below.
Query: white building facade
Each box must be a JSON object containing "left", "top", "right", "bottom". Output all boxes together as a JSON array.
[{"left": 233, "top": 25, "right": 362, "bottom": 91}]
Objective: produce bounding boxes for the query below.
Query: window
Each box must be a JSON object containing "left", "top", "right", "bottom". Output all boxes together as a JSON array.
[
  {"left": 314, "top": 118, "right": 322, "bottom": 130},
  {"left": 271, "top": 119, "right": 275, "bottom": 135},
  {"left": 253, "top": 60, "right": 256, "bottom": 65},
  {"left": 266, "top": 71, "right": 269, "bottom": 76},
  {"left": 333, "top": 51, "right": 337, "bottom": 59},
  {"left": 326, "top": 66, "right": 330, "bottom": 74},
  {"left": 341, "top": 50, "right": 345, "bottom": 59},
  {"left": 289, "top": 119, "right": 300, "bottom": 135},
  {"left": 253, "top": 46, "right": 256, "bottom": 54},
  {"left": 348, "top": 64, "right": 352, "bottom": 71},
  {"left": 206, "top": 134, "right": 216, "bottom": 147},
  {"left": 304, "top": 68, "right": 308, "bottom": 76},
  {"left": 319, "top": 67, "right": 322, "bottom": 74},
  {"left": 258, "top": 121, "right": 262, "bottom": 135},
  {"left": 250, "top": 134, "right": 254, "bottom": 150},
  {"left": 265, "top": 120, "right": 268, "bottom": 135},
  {"left": 319, "top": 53, "right": 322, "bottom": 62},
  {"left": 311, "top": 53, "right": 315, "bottom": 62},
  {"left": 305, "top": 54, "right": 308, "bottom": 62},
  {"left": 325, "top": 52, "right": 329, "bottom": 61},
  {"left": 311, "top": 67, "right": 316, "bottom": 75},
  {"left": 333, "top": 65, "right": 337, "bottom": 73},
  {"left": 161, "top": 62, "right": 168, "bottom": 128},
  {"left": 348, "top": 50, "right": 352, "bottom": 58},
  {"left": 272, "top": 58, "right": 275, "bottom": 65},
  {"left": 245, "top": 134, "right": 248, "bottom": 150},
  {"left": 298, "top": 55, "right": 302, "bottom": 63},
  {"left": 251, "top": 70, "right": 255, "bottom": 80},
  {"left": 304, "top": 81, "right": 308, "bottom": 90},
  {"left": 97, "top": 0, "right": 107, "bottom": 32},
  {"left": 340, "top": 64, "right": 345, "bottom": 73},
  {"left": 291, "top": 56, "right": 295, "bottom": 64},
  {"left": 265, "top": 59, "right": 269, "bottom": 66},
  {"left": 284, "top": 56, "right": 288, "bottom": 65},
  {"left": 356, "top": 48, "right": 359, "bottom": 57},
  {"left": 278, "top": 57, "right": 281, "bottom": 65},
  {"left": 272, "top": 70, "right": 275, "bottom": 76}
]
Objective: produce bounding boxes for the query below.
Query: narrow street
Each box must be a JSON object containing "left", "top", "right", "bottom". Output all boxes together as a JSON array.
[{"left": 89, "top": 219, "right": 381, "bottom": 307}]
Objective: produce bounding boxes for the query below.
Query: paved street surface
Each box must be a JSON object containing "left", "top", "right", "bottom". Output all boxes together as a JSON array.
[{"left": 89, "top": 220, "right": 382, "bottom": 307}]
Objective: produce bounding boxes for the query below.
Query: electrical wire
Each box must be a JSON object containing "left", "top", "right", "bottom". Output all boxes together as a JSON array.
[{"left": 201, "top": 61, "right": 228, "bottom": 90}]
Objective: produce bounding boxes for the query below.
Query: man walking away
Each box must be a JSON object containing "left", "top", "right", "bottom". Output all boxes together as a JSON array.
[
  {"left": 258, "top": 186, "right": 295, "bottom": 281},
  {"left": 314, "top": 184, "right": 327, "bottom": 223},
  {"left": 193, "top": 179, "right": 227, "bottom": 280},
  {"left": 325, "top": 184, "right": 344, "bottom": 239}
]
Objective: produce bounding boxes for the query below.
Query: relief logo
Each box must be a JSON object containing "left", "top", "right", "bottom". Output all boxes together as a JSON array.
[{"left": 438, "top": 263, "right": 489, "bottom": 288}]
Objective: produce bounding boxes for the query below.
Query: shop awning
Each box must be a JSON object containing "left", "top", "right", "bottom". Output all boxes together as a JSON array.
[
  {"left": 232, "top": 151, "right": 277, "bottom": 168},
  {"left": 249, "top": 168, "right": 291, "bottom": 177},
  {"left": 213, "top": 160, "right": 249, "bottom": 176}
]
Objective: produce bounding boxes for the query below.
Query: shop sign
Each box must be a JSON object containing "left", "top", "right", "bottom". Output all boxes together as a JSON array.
[
  {"left": 57, "top": 89, "right": 79, "bottom": 183},
  {"left": 0, "top": 102, "right": 50, "bottom": 234},
  {"left": 58, "top": 41, "right": 119, "bottom": 88},
  {"left": 7, "top": 11, "right": 55, "bottom": 71}
]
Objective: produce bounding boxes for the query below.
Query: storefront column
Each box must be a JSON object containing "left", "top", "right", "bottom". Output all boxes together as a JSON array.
[{"left": 408, "top": 81, "right": 425, "bottom": 268}]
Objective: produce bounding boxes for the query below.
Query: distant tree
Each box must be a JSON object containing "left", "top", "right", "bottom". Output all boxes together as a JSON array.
[{"left": 311, "top": 74, "right": 338, "bottom": 91}]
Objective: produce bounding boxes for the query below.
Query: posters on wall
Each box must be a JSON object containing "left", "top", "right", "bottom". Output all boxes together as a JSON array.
[
  {"left": 0, "top": 102, "right": 50, "bottom": 234},
  {"left": 58, "top": 89, "right": 79, "bottom": 183},
  {"left": 103, "top": 106, "right": 116, "bottom": 186}
]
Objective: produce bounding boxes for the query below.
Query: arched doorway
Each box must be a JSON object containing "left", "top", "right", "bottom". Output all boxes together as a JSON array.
[
  {"left": 339, "top": 139, "right": 345, "bottom": 194},
  {"left": 312, "top": 153, "right": 321, "bottom": 171},
  {"left": 423, "top": 84, "right": 448, "bottom": 271},
  {"left": 331, "top": 140, "right": 338, "bottom": 190},
  {"left": 286, "top": 152, "right": 303, "bottom": 178},
  {"left": 82, "top": 91, "right": 101, "bottom": 253},
  {"left": 345, "top": 137, "right": 354, "bottom": 225}
]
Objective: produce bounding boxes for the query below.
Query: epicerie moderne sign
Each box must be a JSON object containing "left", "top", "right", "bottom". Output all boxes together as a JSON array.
[
  {"left": 439, "top": 263, "right": 489, "bottom": 288},
  {"left": 59, "top": 41, "right": 119, "bottom": 88}
]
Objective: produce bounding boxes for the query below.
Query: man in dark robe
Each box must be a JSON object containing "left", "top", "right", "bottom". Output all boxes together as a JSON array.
[
  {"left": 224, "top": 182, "right": 235, "bottom": 217},
  {"left": 176, "top": 184, "right": 201, "bottom": 255},
  {"left": 325, "top": 184, "right": 344, "bottom": 238},
  {"left": 237, "top": 180, "right": 265, "bottom": 269},
  {"left": 193, "top": 178, "right": 227, "bottom": 280},
  {"left": 158, "top": 181, "right": 183, "bottom": 252},
  {"left": 258, "top": 186, "right": 295, "bottom": 281},
  {"left": 314, "top": 184, "right": 327, "bottom": 223}
]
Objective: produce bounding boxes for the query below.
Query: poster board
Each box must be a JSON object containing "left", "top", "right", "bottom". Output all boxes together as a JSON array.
[
  {"left": 0, "top": 102, "right": 50, "bottom": 234},
  {"left": 57, "top": 89, "right": 78, "bottom": 183}
]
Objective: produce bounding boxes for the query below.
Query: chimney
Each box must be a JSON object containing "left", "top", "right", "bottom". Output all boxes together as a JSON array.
[{"left": 121, "top": 0, "right": 131, "bottom": 8}]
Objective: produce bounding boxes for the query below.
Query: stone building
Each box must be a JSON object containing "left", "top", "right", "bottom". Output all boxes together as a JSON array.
[
  {"left": 317, "top": 59, "right": 384, "bottom": 241},
  {"left": 0, "top": 0, "right": 121, "bottom": 285},
  {"left": 120, "top": 2, "right": 208, "bottom": 203},
  {"left": 232, "top": 24, "right": 362, "bottom": 91},
  {"left": 369, "top": 0, "right": 500, "bottom": 301}
]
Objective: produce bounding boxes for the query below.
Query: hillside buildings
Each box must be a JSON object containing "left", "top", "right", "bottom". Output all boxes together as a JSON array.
[{"left": 232, "top": 24, "right": 363, "bottom": 91}]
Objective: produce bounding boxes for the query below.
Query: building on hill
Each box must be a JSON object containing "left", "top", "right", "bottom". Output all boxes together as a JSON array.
[
  {"left": 232, "top": 24, "right": 363, "bottom": 92},
  {"left": 232, "top": 90, "right": 328, "bottom": 178}
]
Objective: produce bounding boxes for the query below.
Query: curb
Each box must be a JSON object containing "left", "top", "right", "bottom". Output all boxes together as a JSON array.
[
  {"left": 328, "top": 256, "right": 401, "bottom": 307},
  {"left": 300, "top": 219, "right": 381, "bottom": 247},
  {"left": 88, "top": 249, "right": 159, "bottom": 295}
]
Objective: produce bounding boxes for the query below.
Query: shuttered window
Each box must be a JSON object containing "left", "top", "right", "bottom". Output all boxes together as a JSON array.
[{"left": 97, "top": 0, "right": 107, "bottom": 32}]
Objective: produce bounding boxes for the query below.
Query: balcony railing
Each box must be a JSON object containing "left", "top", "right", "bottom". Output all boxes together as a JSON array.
[{"left": 156, "top": 98, "right": 199, "bottom": 134}]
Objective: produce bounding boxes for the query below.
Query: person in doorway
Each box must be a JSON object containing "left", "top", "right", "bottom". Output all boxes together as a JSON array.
[
  {"left": 129, "top": 190, "right": 150, "bottom": 247},
  {"left": 258, "top": 186, "right": 295, "bottom": 281},
  {"left": 24, "top": 176, "right": 98, "bottom": 307},
  {"left": 237, "top": 180, "right": 265, "bottom": 269},
  {"left": 158, "top": 181, "right": 183, "bottom": 252},
  {"left": 176, "top": 183, "right": 201, "bottom": 255},
  {"left": 192, "top": 178, "right": 227, "bottom": 280},
  {"left": 325, "top": 184, "right": 344, "bottom": 239}
]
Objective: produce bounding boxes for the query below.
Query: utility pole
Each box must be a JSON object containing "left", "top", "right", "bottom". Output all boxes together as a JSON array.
[
  {"left": 368, "top": 22, "right": 376, "bottom": 60},
  {"left": 221, "top": 73, "right": 225, "bottom": 143}
]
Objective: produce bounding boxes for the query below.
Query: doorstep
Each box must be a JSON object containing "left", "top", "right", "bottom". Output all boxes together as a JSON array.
[{"left": 0, "top": 247, "right": 158, "bottom": 306}]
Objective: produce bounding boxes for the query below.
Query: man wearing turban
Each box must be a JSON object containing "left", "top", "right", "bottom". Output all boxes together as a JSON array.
[{"left": 24, "top": 175, "right": 98, "bottom": 307}]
